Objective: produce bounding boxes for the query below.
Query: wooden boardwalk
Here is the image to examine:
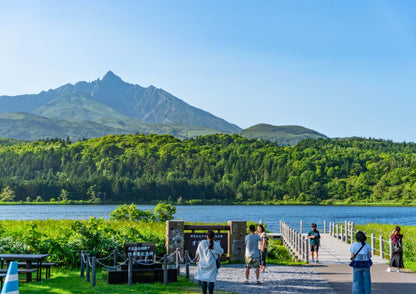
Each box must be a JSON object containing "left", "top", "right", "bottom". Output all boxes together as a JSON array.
[{"left": 316, "top": 234, "right": 389, "bottom": 264}]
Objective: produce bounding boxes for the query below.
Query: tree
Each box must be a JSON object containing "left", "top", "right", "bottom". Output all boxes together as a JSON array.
[
  {"left": 154, "top": 202, "right": 176, "bottom": 222},
  {"left": 0, "top": 186, "right": 15, "bottom": 202}
]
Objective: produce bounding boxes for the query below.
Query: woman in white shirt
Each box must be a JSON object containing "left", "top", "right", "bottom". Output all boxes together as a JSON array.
[
  {"left": 195, "top": 230, "right": 224, "bottom": 294},
  {"left": 350, "top": 231, "right": 372, "bottom": 294}
]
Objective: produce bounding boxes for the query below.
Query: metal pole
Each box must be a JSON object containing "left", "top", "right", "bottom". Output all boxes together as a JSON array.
[
  {"left": 86, "top": 253, "right": 90, "bottom": 282},
  {"left": 176, "top": 248, "right": 180, "bottom": 276},
  {"left": 128, "top": 255, "right": 133, "bottom": 286},
  {"left": 91, "top": 257, "right": 96, "bottom": 287},
  {"left": 371, "top": 233, "right": 375, "bottom": 256},
  {"left": 163, "top": 254, "right": 168, "bottom": 285},
  {"left": 185, "top": 250, "right": 189, "bottom": 279},
  {"left": 114, "top": 249, "right": 118, "bottom": 267},
  {"left": 80, "top": 250, "right": 85, "bottom": 278}
]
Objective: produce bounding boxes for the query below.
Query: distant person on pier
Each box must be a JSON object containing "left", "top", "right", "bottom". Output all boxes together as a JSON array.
[
  {"left": 387, "top": 226, "right": 404, "bottom": 273},
  {"left": 244, "top": 224, "right": 262, "bottom": 284},
  {"left": 257, "top": 223, "right": 268, "bottom": 273},
  {"left": 195, "top": 230, "right": 224, "bottom": 294},
  {"left": 350, "top": 231, "right": 372, "bottom": 294},
  {"left": 308, "top": 223, "right": 320, "bottom": 263}
]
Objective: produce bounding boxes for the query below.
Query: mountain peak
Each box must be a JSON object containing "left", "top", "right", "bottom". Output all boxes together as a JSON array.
[{"left": 101, "top": 71, "right": 123, "bottom": 84}]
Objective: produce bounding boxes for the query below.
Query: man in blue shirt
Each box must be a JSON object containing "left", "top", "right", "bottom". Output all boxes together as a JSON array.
[
  {"left": 308, "top": 223, "right": 321, "bottom": 263},
  {"left": 244, "top": 225, "right": 261, "bottom": 284}
]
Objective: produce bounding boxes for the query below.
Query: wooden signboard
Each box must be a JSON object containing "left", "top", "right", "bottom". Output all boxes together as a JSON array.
[
  {"left": 184, "top": 233, "right": 228, "bottom": 257},
  {"left": 124, "top": 242, "right": 156, "bottom": 262}
]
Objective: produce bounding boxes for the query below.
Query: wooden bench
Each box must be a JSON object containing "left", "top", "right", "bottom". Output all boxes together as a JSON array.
[
  {"left": 17, "top": 262, "right": 56, "bottom": 279},
  {"left": 0, "top": 268, "right": 37, "bottom": 282}
]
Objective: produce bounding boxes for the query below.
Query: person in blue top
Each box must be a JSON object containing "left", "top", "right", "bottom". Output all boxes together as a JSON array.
[
  {"left": 244, "top": 225, "right": 261, "bottom": 284},
  {"left": 307, "top": 223, "right": 320, "bottom": 263},
  {"left": 350, "top": 231, "right": 372, "bottom": 294}
]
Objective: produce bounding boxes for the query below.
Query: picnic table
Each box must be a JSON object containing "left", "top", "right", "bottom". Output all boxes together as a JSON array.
[{"left": 0, "top": 253, "right": 50, "bottom": 282}]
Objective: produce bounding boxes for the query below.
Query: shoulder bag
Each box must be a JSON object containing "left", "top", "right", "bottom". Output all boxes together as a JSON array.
[{"left": 210, "top": 249, "right": 220, "bottom": 269}]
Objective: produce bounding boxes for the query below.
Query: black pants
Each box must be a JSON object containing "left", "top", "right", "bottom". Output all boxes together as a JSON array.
[{"left": 201, "top": 281, "right": 214, "bottom": 294}]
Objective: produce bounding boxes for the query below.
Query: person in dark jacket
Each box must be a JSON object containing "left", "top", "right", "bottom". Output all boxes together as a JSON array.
[{"left": 386, "top": 226, "right": 404, "bottom": 273}]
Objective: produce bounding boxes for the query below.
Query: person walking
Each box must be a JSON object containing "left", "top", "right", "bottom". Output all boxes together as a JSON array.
[
  {"left": 244, "top": 224, "right": 261, "bottom": 284},
  {"left": 387, "top": 226, "right": 404, "bottom": 272},
  {"left": 307, "top": 223, "right": 320, "bottom": 263},
  {"left": 257, "top": 223, "right": 268, "bottom": 273},
  {"left": 195, "top": 230, "right": 224, "bottom": 294},
  {"left": 350, "top": 231, "right": 372, "bottom": 294}
]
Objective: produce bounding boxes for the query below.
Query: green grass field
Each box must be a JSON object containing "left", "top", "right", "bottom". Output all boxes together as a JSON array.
[{"left": 356, "top": 223, "right": 416, "bottom": 272}]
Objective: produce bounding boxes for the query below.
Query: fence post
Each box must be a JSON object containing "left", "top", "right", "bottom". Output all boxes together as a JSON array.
[
  {"left": 91, "top": 257, "right": 96, "bottom": 287},
  {"left": 380, "top": 236, "right": 384, "bottom": 259},
  {"left": 163, "top": 254, "right": 168, "bottom": 285},
  {"left": 371, "top": 233, "right": 375, "bottom": 256},
  {"left": 128, "top": 255, "right": 133, "bottom": 286},
  {"left": 185, "top": 250, "right": 190, "bottom": 279},
  {"left": 389, "top": 238, "right": 392, "bottom": 260},
  {"left": 176, "top": 248, "right": 180, "bottom": 276},
  {"left": 80, "top": 250, "right": 85, "bottom": 278},
  {"left": 323, "top": 220, "right": 327, "bottom": 234},
  {"left": 86, "top": 253, "right": 90, "bottom": 282},
  {"left": 113, "top": 249, "right": 118, "bottom": 267},
  {"left": 305, "top": 237, "right": 309, "bottom": 263},
  {"left": 300, "top": 220, "right": 303, "bottom": 234},
  {"left": 340, "top": 225, "right": 343, "bottom": 241},
  {"left": 332, "top": 223, "right": 335, "bottom": 237}
]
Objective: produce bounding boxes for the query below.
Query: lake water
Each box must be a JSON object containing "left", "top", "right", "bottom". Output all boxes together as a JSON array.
[{"left": 1, "top": 205, "right": 415, "bottom": 232}]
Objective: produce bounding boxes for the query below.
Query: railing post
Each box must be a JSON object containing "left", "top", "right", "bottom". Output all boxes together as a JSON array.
[
  {"left": 332, "top": 223, "right": 335, "bottom": 237},
  {"left": 371, "top": 233, "right": 375, "bottom": 256},
  {"left": 128, "top": 255, "right": 133, "bottom": 286},
  {"left": 389, "top": 239, "right": 392, "bottom": 260},
  {"left": 113, "top": 249, "right": 118, "bottom": 267},
  {"left": 91, "top": 257, "right": 96, "bottom": 287},
  {"left": 340, "top": 225, "right": 343, "bottom": 241},
  {"left": 163, "top": 254, "right": 168, "bottom": 285},
  {"left": 80, "top": 250, "right": 85, "bottom": 278},
  {"left": 305, "top": 237, "right": 309, "bottom": 263},
  {"left": 324, "top": 220, "right": 327, "bottom": 234},
  {"left": 380, "top": 236, "right": 384, "bottom": 259},
  {"left": 86, "top": 253, "right": 90, "bottom": 282}
]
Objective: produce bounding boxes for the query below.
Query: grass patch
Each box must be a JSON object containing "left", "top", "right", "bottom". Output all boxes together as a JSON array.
[
  {"left": 19, "top": 268, "right": 206, "bottom": 294},
  {"left": 356, "top": 223, "right": 416, "bottom": 272}
]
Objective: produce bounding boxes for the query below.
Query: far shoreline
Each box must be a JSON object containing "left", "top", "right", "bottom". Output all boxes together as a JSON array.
[{"left": 0, "top": 200, "right": 415, "bottom": 207}]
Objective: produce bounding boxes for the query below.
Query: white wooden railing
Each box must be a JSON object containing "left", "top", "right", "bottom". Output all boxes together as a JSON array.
[
  {"left": 280, "top": 220, "right": 309, "bottom": 263},
  {"left": 328, "top": 220, "right": 392, "bottom": 260}
]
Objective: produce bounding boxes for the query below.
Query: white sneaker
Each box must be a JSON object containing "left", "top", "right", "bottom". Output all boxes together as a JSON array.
[
  {"left": 397, "top": 269, "right": 401, "bottom": 273},
  {"left": 386, "top": 268, "right": 391, "bottom": 272}
]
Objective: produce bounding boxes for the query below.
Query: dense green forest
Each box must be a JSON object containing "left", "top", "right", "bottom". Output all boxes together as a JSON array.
[{"left": 0, "top": 134, "right": 416, "bottom": 205}]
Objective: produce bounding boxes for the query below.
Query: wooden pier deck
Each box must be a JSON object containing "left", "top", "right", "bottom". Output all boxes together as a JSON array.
[{"left": 316, "top": 234, "right": 388, "bottom": 264}]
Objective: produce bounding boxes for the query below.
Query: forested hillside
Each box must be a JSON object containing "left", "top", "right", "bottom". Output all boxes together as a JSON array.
[{"left": 0, "top": 134, "right": 415, "bottom": 205}]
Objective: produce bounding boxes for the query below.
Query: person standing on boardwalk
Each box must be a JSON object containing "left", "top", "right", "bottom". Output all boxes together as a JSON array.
[
  {"left": 244, "top": 224, "right": 261, "bottom": 284},
  {"left": 308, "top": 223, "right": 320, "bottom": 263},
  {"left": 350, "top": 231, "right": 372, "bottom": 294},
  {"left": 195, "top": 230, "right": 224, "bottom": 294},
  {"left": 257, "top": 223, "right": 268, "bottom": 273},
  {"left": 387, "top": 226, "right": 404, "bottom": 273}
]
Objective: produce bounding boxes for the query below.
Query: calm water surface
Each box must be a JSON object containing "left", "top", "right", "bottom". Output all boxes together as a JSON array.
[{"left": 1, "top": 205, "right": 415, "bottom": 232}]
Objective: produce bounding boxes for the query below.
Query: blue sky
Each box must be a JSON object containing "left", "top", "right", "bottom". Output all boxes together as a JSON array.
[{"left": 1, "top": 1, "right": 416, "bottom": 141}]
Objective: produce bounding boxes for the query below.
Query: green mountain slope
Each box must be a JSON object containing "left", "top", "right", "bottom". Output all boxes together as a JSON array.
[
  {"left": 238, "top": 123, "right": 327, "bottom": 145},
  {"left": 0, "top": 112, "right": 223, "bottom": 141},
  {"left": 33, "top": 94, "right": 128, "bottom": 120}
]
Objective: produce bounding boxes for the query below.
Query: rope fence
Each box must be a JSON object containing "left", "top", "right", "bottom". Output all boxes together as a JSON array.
[{"left": 80, "top": 248, "right": 197, "bottom": 287}]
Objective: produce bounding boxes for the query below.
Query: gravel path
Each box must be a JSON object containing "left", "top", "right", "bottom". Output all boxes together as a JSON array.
[{"left": 182, "top": 264, "right": 336, "bottom": 293}]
